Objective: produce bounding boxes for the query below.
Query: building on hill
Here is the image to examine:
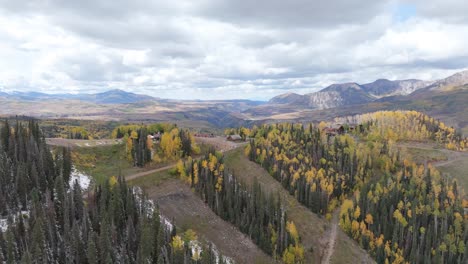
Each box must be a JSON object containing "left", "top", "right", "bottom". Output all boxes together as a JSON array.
[
  {"left": 147, "top": 131, "right": 162, "bottom": 142},
  {"left": 323, "top": 125, "right": 345, "bottom": 136},
  {"left": 227, "top": 134, "right": 243, "bottom": 142}
]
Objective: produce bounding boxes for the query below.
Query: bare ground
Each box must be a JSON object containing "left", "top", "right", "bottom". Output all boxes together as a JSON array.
[
  {"left": 46, "top": 138, "right": 122, "bottom": 148},
  {"left": 322, "top": 210, "right": 338, "bottom": 264},
  {"left": 195, "top": 136, "right": 245, "bottom": 152},
  {"left": 141, "top": 178, "right": 274, "bottom": 264}
]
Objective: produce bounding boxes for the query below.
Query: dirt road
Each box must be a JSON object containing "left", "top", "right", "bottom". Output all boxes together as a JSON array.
[
  {"left": 130, "top": 136, "right": 272, "bottom": 263},
  {"left": 397, "top": 142, "right": 468, "bottom": 167},
  {"left": 322, "top": 210, "right": 339, "bottom": 264},
  {"left": 125, "top": 136, "right": 246, "bottom": 182},
  {"left": 46, "top": 138, "right": 122, "bottom": 148}
]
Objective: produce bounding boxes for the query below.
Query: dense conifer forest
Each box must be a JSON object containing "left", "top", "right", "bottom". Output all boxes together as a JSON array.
[
  {"left": 246, "top": 111, "right": 467, "bottom": 263},
  {"left": 0, "top": 120, "right": 226, "bottom": 263}
]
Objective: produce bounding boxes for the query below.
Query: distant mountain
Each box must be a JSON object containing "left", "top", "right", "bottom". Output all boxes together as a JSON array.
[
  {"left": 263, "top": 72, "right": 466, "bottom": 110},
  {"left": 361, "top": 79, "right": 431, "bottom": 97},
  {"left": 412, "top": 70, "right": 468, "bottom": 94},
  {"left": 267, "top": 81, "right": 399, "bottom": 110},
  {"left": 78, "top": 89, "right": 156, "bottom": 104},
  {"left": 0, "top": 89, "right": 157, "bottom": 104},
  {"left": 287, "top": 83, "right": 371, "bottom": 109},
  {"left": 269, "top": 92, "right": 303, "bottom": 104},
  {"left": 5, "top": 91, "right": 66, "bottom": 101}
]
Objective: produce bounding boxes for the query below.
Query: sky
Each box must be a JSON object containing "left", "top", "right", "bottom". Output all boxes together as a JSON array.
[{"left": 0, "top": 0, "right": 467, "bottom": 100}]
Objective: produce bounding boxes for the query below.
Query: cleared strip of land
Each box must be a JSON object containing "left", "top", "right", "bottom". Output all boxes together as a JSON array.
[
  {"left": 46, "top": 138, "right": 122, "bottom": 147},
  {"left": 223, "top": 148, "right": 375, "bottom": 264},
  {"left": 130, "top": 171, "right": 274, "bottom": 264}
]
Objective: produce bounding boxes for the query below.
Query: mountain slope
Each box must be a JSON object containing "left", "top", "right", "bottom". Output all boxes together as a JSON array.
[
  {"left": 268, "top": 83, "right": 375, "bottom": 110},
  {"left": 413, "top": 70, "right": 468, "bottom": 94},
  {"left": 361, "top": 79, "right": 430, "bottom": 97},
  {"left": 255, "top": 71, "right": 467, "bottom": 112},
  {"left": 269, "top": 92, "right": 302, "bottom": 104},
  {"left": 264, "top": 78, "right": 432, "bottom": 110}
]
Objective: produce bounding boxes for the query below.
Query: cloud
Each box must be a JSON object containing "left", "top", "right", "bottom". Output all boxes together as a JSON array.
[
  {"left": 196, "top": 0, "right": 389, "bottom": 28},
  {"left": 0, "top": 0, "right": 467, "bottom": 100},
  {"left": 405, "top": 0, "right": 468, "bottom": 23}
]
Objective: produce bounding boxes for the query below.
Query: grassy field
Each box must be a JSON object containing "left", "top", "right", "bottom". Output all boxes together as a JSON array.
[
  {"left": 71, "top": 143, "right": 143, "bottom": 184},
  {"left": 438, "top": 159, "right": 468, "bottom": 197},
  {"left": 224, "top": 148, "right": 374, "bottom": 264},
  {"left": 127, "top": 168, "right": 177, "bottom": 188},
  {"left": 403, "top": 146, "right": 448, "bottom": 164}
]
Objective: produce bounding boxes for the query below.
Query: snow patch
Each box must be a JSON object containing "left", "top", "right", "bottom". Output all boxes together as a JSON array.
[
  {"left": 131, "top": 187, "right": 234, "bottom": 263},
  {"left": 0, "top": 219, "right": 8, "bottom": 232},
  {"left": 69, "top": 167, "right": 91, "bottom": 190},
  {"left": 0, "top": 211, "right": 29, "bottom": 232}
]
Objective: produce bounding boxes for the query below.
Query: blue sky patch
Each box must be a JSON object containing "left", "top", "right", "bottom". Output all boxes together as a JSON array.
[{"left": 394, "top": 3, "right": 417, "bottom": 22}]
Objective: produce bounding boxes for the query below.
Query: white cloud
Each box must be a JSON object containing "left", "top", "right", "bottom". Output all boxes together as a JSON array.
[{"left": 0, "top": 0, "right": 467, "bottom": 100}]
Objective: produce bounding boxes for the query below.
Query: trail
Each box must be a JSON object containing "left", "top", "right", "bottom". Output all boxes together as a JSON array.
[
  {"left": 322, "top": 210, "right": 339, "bottom": 264},
  {"left": 397, "top": 142, "right": 467, "bottom": 167},
  {"left": 46, "top": 138, "right": 122, "bottom": 148},
  {"left": 125, "top": 164, "right": 177, "bottom": 181},
  {"left": 125, "top": 137, "right": 245, "bottom": 181}
]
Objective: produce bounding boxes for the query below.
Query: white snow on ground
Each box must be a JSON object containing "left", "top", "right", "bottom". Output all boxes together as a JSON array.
[
  {"left": 160, "top": 215, "right": 174, "bottom": 230},
  {"left": 132, "top": 186, "right": 234, "bottom": 263},
  {"left": 0, "top": 219, "right": 8, "bottom": 232},
  {"left": 0, "top": 211, "right": 29, "bottom": 232},
  {"left": 69, "top": 167, "right": 91, "bottom": 190},
  {"left": 211, "top": 245, "right": 234, "bottom": 264}
]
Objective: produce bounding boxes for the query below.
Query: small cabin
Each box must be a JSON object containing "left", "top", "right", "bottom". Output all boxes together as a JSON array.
[
  {"left": 227, "top": 134, "right": 243, "bottom": 142},
  {"left": 323, "top": 125, "right": 345, "bottom": 136},
  {"left": 147, "top": 132, "right": 161, "bottom": 142}
]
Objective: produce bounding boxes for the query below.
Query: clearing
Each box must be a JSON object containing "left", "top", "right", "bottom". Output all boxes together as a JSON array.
[
  {"left": 194, "top": 136, "right": 245, "bottom": 152},
  {"left": 129, "top": 170, "right": 273, "bottom": 264},
  {"left": 398, "top": 142, "right": 468, "bottom": 197}
]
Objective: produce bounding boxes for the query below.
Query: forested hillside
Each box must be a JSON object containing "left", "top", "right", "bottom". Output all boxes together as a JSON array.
[
  {"left": 175, "top": 151, "right": 305, "bottom": 263},
  {"left": 0, "top": 120, "right": 226, "bottom": 263},
  {"left": 245, "top": 111, "right": 467, "bottom": 263}
]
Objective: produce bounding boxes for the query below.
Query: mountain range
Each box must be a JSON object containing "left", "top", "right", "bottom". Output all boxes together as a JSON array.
[
  {"left": 268, "top": 77, "right": 441, "bottom": 110},
  {"left": 0, "top": 89, "right": 157, "bottom": 104},
  {"left": 0, "top": 70, "right": 467, "bottom": 134}
]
